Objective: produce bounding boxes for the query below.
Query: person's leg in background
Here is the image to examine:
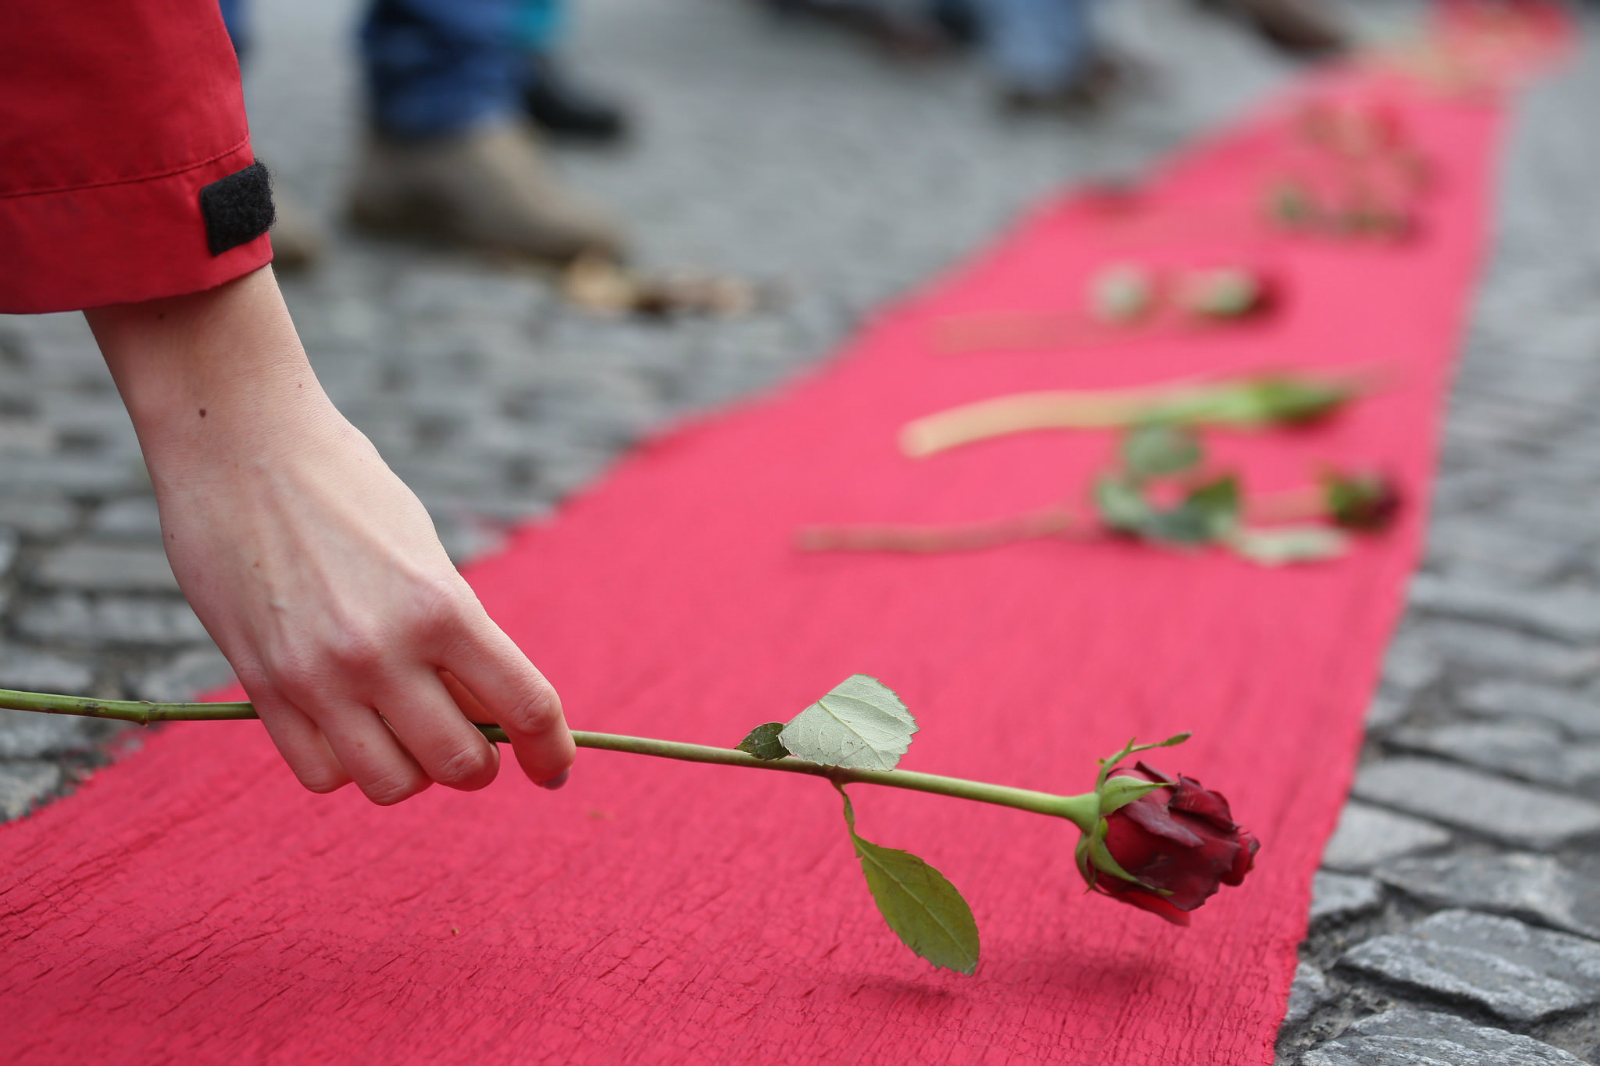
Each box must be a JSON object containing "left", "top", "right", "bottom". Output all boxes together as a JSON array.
[
  {"left": 980, "top": 0, "right": 1107, "bottom": 112},
  {"left": 218, "top": 0, "right": 325, "bottom": 268},
  {"left": 517, "top": 0, "right": 630, "bottom": 143},
  {"left": 353, "top": 0, "right": 625, "bottom": 261}
]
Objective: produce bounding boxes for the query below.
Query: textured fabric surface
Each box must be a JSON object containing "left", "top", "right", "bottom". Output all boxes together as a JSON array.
[
  {"left": 0, "top": 67, "right": 1506, "bottom": 1064},
  {"left": 0, "top": 0, "right": 272, "bottom": 313}
]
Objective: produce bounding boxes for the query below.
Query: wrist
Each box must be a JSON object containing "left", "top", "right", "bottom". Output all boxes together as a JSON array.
[{"left": 87, "top": 267, "right": 338, "bottom": 482}]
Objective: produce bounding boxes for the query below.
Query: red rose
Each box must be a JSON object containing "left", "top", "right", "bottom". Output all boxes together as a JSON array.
[
  {"left": 1324, "top": 471, "right": 1402, "bottom": 532},
  {"left": 1088, "top": 761, "right": 1259, "bottom": 926}
]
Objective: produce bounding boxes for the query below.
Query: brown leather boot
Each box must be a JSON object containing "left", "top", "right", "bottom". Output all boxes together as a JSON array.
[{"left": 348, "top": 120, "right": 626, "bottom": 263}]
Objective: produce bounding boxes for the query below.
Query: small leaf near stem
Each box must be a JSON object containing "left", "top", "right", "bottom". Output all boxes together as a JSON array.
[
  {"left": 1094, "top": 733, "right": 1191, "bottom": 792},
  {"left": 1095, "top": 468, "right": 1241, "bottom": 547},
  {"left": 1121, "top": 423, "right": 1203, "bottom": 480},
  {"left": 1097, "top": 774, "right": 1176, "bottom": 816},
  {"left": 837, "top": 784, "right": 980, "bottom": 975},
  {"left": 736, "top": 722, "right": 789, "bottom": 761},
  {"left": 1226, "top": 525, "right": 1351, "bottom": 566},
  {"left": 779, "top": 675, "right": 917, "bottom": 772}
]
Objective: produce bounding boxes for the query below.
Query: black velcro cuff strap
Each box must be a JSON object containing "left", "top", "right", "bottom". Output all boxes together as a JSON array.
[{"left": 199, "top": 162, "right": 276, "bottom": 256}]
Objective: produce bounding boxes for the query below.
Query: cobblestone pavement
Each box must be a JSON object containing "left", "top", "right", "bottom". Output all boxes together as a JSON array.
[{"left": 2, "top": 0, "right": 1598, "bottom": 1061}]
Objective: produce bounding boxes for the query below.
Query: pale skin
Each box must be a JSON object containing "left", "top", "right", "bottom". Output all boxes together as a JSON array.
[{"left": 85, "top": 265, "right": 575, "bottom": 804}]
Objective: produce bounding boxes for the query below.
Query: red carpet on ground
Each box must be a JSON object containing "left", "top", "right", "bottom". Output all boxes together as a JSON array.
[{"left": 0, "top": 48, "right": 1534, "bottom": 1066}]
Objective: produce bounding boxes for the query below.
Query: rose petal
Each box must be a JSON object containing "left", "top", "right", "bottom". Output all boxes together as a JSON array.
[
  {"left": 1119, "top": 793, "right": 1206, "bottom": 848},
  {"left": 1168, "top": 775, "right": 1238, "bottom": 831},
  {"left": 1104, "top": 884, "right": 1193, "bottom": 926},
  {"left": 1224, "top": 829, "right": 1260, "bottom": 886},
  {"left": 1132, "top": 761, "right": 1177, "bottom": 785}
]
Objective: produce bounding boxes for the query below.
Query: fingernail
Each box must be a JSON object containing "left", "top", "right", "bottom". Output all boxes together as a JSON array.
[{"left": 538, "top": 768, "right": 570, "bottom": 791}]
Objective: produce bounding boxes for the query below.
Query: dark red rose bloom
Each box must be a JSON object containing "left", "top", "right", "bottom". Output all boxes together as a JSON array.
[
  {"left": 1090, "top": 761, "right": 1259, "bottom": 926},
  {"left": 1324, "top": 471, "right": 1403, "bottom": 532}
]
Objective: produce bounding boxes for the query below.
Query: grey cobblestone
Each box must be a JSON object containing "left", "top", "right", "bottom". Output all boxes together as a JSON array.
[
  {"left": 1408, "top": 576, "right": 1600, "bottom": 646},
  {"left": 1310, "top": 872, "right": 1385, "bottom": 925},
  {"left": 1339, "top": 910, "right": 1600, "bottom": 1023},
  {"left": 1458, "top": 681, "right": 1600, "bottom": 740},
  {"left": 0, "top": 643, "right": 95, "bottom": 695},
  {"left": 0, "top": 495, "right": 78, "bottom": 538},
  {"left": 0, "top": 761, "right": 63, "bottom": 820},
  {"left": 130, "top": 648, "right": 237, "bottom": 704},
  {"left": 1389, "top": 721, "right": 1600, "bottom": 790},
  {"left": 0, "top": 710, "right": 107, "bottom": 760},
  {"left": 1321, "top": 802, "right": 1452, "bottom": 873},
  {"left": 0, "top": 455, "right": 148, "bottom": 496},
  {"left": 88, "top": 497, "right": 163, "bottom": 540},
  {"left": 17, "top": 594, "right": 210, "bottom": 646},
  {"left": 1410, "top": 621, "right": 1600, "bottom": 686},
  {"left": 1285, "top": 962, "right": 1335, "bottom": 1028},
  {"left": 1378, "top": 853, "right": 1600, "bottom": 943},
  {"left": 0, "top": 526, "right": 16, "bottom": 580},
  {"left": 34, "top": 543, "right": 179, "bottom": 593},
  {"left": 1353, "top": 759, "right": 1600, "bottom": 851},
  {"left": 1301, "top": 1009, "right": 1586, "bottom": 1065}
]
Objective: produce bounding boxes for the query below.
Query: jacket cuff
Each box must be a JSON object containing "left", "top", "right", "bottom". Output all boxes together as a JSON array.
[{"left": 0, "top": 140, "right": 274, "bottom": 314}]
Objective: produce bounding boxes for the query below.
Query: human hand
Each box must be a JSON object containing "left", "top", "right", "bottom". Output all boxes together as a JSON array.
[{"left": 87, "top": 267, "right": 574, "bottom": 803}]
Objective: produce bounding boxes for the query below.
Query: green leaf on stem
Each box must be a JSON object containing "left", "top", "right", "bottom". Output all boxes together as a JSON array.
[
  {"left": 1151, "top": 474, "right": 1241, "bottom": 544},
  {"left": 1094, "top": 474, "right": 1154, "bottom": 533},
  {"left": 1122, "top": 423, "right": 1203, "bottom": 480},
  {"left": 840, "top": 787, "right": 979, "bottom": 975},
  {"left": 1228, "top": 525, "right": 1350, "bottom": 566},
  {"left": 780, "top": 674, "right": 917, "bottom": 771},
  {"left": 736, "top": 722, "right": 790, "bottom": 760}
]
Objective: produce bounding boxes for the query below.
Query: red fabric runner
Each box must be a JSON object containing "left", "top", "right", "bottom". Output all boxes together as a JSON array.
[{"left": 0, "top": 55, "right": 1531, "bottom": 1065}]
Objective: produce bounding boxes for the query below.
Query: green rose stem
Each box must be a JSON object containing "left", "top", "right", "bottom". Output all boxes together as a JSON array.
[
  {"left": 0, "top": 687, "right": 1101, "bottom": 830},
  {"left": 897, "top": 369, "right": 1379, "bottom": 458},
  {"left": 794, "top": 482, "right": 1364, "bottom": 554},
  {"left": 796, "top": 504, "right": 1081, "bottom": 553}
]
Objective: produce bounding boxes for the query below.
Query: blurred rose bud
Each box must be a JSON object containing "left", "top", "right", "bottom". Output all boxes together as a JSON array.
[
  {"left": 1178, "top": 267, "right": 1272, "bottom": 320},
  {"left": 1089, "top": 263, "right": 1158, "bottom": 323},
  {"left": 1323, "top": 470, "right": 1403, "bottom": 531}
]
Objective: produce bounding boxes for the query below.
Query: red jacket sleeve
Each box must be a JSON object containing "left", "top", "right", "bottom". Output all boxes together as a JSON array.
[{"left": 0, "top": 0, "right": 273, "bottom": 313}]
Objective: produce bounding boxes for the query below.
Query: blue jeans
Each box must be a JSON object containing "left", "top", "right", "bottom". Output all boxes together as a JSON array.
[
  {"left": 221, "top": 0, "right": 565, "bottom": 138},
  {"left": 980, "top": 0, "right": 1093, "bottom": 92}
]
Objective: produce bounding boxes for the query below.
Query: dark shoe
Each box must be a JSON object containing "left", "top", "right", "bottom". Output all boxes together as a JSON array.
[
  {"left": 523, "top": 56, "right": 629, "bottom": 143},
  {"left": 929, "top": 0, "right": 981, "bottom": 45}
]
